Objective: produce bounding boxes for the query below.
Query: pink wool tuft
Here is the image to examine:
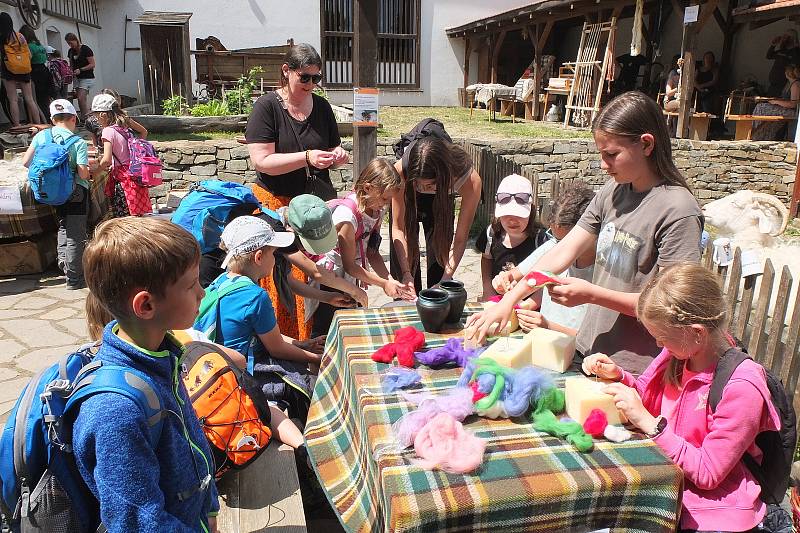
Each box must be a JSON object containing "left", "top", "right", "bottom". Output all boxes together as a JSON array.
[
  {"left": 394, "top": 388, "right": 475, "bottom": 448},
  {"left": 582, "top": 409, "right": 608, "bottom": 437},
  {"left": 413, "top": 413, "right": 485, "bottom": 474}
]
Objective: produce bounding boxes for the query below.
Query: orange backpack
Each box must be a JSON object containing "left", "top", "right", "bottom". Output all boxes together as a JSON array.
[
  {"left": 182, "top": 342, "right": 272, "bottom": 479},
  {"left": 3, "top": 33, "right": 31, "bottom": 75}
]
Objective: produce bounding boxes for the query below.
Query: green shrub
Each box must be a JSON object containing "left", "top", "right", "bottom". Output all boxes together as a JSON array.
[
  {"left": 161, "top": 95, "right": 188, "bottom": 116},
  {"left": 190, "top": 99, "right": 230, "bottom": 117}
]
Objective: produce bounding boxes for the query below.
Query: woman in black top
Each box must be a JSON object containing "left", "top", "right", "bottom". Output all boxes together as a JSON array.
[
  {"left": 65, "top": 32, "right": 94, "bottom": 120},
  {"left": 694, "top": 51, "right": 718, "bottom": 114},
  {"left": 245, "top": 43, "right": 347, "bottom": 340}
]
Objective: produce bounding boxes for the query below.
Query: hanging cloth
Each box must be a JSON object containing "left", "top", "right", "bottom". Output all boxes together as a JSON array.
[{"left": 631, "top": 0, "right": 644, "bottom": 56}]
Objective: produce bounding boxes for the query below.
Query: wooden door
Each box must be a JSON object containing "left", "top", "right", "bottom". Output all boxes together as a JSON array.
[{"left": 139, "top": 24, "right": 187, "bottom": 113}]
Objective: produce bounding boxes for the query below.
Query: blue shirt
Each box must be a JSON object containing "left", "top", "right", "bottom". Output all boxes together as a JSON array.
[
  {"left": 30, "top": 125, "right": 89, "bottom": 189},
  {"left": 196, "top": 272, "right": 277, "bottom": 356}
]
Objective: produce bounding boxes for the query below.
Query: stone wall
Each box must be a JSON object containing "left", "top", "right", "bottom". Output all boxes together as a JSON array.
[{"left": 151, "top": 138, "right": 797, "bottom": 206}]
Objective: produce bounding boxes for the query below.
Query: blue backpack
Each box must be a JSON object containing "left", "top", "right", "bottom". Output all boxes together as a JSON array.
[
  {"left": 27, "top": 129, "right": 82, "bottom": 206},
  {"left": 171, "top": 180, "right": 280, "bottom": 253},
  {"left": 0, "top": 345, "right": 164, "bottom": 532}
]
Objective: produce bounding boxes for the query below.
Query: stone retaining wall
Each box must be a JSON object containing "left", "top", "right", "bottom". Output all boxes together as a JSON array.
[{"left": 151, "top": 138, "right": 797, "bottom": 206}]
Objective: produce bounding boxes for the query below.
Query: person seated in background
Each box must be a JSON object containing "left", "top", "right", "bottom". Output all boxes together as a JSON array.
[
  {"left": 752, "top": 63, "right": 800, "bottom": 141},
  {"left": 663, "top": 55, "right": 682, "bottom": 112},
  {"left": 767, "top": 30, "right": 800, "bottom": 97},
  {"left": 695, "top": 51, "right": 719, "bottom": 114}
]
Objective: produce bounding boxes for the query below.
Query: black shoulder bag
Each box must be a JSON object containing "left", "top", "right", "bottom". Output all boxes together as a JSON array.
[{"left": 272, "top": 92, "right": 337, "bottom": 201}]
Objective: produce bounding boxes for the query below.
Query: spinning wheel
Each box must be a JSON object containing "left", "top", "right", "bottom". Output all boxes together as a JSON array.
[{"left": 17, "top": 0, "right": 41, "bottom": 30}]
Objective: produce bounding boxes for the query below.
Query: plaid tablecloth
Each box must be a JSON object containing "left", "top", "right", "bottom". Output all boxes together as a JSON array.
[{"left": 304, "top": 305, "right": 682, "bottom": 533}]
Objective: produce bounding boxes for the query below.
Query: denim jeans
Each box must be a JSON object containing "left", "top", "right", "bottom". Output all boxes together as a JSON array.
[{"left": 55, "top": 186, "right": 89, "bottom": 287}]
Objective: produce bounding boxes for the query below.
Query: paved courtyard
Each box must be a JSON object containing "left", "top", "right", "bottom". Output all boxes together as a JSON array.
[{"left": 0, "top": 227, "right": 483, "bottom": 424}]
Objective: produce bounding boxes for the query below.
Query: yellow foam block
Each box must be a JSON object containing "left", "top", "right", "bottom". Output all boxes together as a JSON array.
[
  {"left": 526, "top": 328, "right": 576, "bottom": 373},
  {"left": 564, "top": 376, "right": 626, "bottom": 425},
  {"left": 482, "top": 301, "right": 519, "bottom": 336},
  {"left": 479, "top": 336, "right": 532, "bottom": 370}
]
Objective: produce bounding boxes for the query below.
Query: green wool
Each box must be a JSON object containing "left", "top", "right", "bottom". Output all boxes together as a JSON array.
[{"left": 531, "top": 387, "right": 593, "bottom": 453}]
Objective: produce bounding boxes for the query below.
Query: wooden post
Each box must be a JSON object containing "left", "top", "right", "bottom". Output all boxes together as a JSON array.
[
  {"left": 353, "top": 0, "right": 378, "bottom": 180},
  {"left": 463, "top": 38, "right": 472, "bottom": 93},
  {"left": 490, "top": 30, "right": 507, "bottom": 84},
  {"left": 530, "top": 25, "right": 541, "bottom": 121},
  {"left": 676, "top": 3, "right": 698, "bottom": 139}
]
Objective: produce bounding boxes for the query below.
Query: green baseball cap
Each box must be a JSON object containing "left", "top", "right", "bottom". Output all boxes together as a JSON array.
[{"left": 286, "top": 194, "right": 338, "bottom": 255}]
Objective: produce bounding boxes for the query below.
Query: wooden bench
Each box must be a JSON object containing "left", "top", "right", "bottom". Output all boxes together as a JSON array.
[
  {"left": 217, "top": 440, "right": 307, "bottom": 532},
  {"left": 724, "top": 114, "right": 794, "bottom": 141},
  {"left": 663, "top": 111, "right": 717, "bottom": 141}
]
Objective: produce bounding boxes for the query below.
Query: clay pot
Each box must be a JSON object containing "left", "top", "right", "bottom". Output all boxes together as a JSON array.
[
  {"left": 416, "top": 288, "right": 451, "bottom": 333},
  {"left": 438, "top": 280, "right": 467, "bottom": 323}
]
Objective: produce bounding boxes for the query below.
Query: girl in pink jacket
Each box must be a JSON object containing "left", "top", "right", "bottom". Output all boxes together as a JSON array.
[{"left": 583, "top": 263, "right": 781, "bottom": 532}]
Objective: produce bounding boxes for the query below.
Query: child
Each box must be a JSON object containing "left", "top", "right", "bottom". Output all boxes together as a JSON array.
[
  {"left": 513, "top": 180, "right": 596, "bottom": 335},
  {"left": 194, "top": 215, "right": 320, "bottom": 421},
  {"left": 22, "top": 99, "right": 89, "bottom": 289},
  {"left": 100, "top": 87, "right": 149, "bottom": 139},
  {"left": 467, "top": 91, "right": 703, "bottom": 375},
  {"left": 75, "top": 217, "right": 219, "bottom": 532},
  {"left": 304, "top": 158, "right": 413, "bottom": 337},
  {"left": 475, "top": 173, "right": 548, "bottom": 301},
  {"left": 584, "top": 263, "right": 781, "bottom": 532},
  {"left": 91, "top": 93, "right": 150, "bottom": 217}
]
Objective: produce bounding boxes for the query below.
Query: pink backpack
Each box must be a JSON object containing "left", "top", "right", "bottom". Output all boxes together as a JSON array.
[
  {"left": 112, "top": 126, "right": 163, "bottom": 187},
  {"left": 326, "top": 194, "right": 378, "bottom": 270}
]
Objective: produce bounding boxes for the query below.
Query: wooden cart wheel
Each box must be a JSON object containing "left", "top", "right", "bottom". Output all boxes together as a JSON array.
[{"left": 17, "top": 0, "right": 42, "bottom": 30}]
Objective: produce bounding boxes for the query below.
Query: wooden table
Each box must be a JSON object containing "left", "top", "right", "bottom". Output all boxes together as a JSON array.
[
  {"left": 663, "top": 111, "right": 717, "bottom": 141},
  {"left": 725, "top": 114, "right": 794, "bottom": 141}
]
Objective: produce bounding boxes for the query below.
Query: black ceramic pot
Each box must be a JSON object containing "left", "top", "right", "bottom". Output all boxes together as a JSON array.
[
  {"left": 438, "top": 280, "right": 467, "bottom": 323},
  {"left": 416, "top": 288, "right": 451, "bottom": 333}
]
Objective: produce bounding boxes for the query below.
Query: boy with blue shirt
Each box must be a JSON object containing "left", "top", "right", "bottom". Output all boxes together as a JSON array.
[
  {"left": 22, "top": 99, "right": 89, "bottom": 289},
  {"left": 76, "top": 217, "right": 219, "bottom": 532},
  {"left": 194, "top": 216, "right": 321, "bottom": 420}
]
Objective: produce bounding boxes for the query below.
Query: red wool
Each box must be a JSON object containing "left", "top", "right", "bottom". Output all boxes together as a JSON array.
[
  {"left": 470, "top": 381, "right": 488, "bottom": 402},
  {"left": 370, "top": 326, "right": 426, "bottom": 367},
  {"left": 582, "top": 409, "right": 608, "bottom": 437},
  {"left": 524, "top": 271, "right": 561, "bottom": 289}
]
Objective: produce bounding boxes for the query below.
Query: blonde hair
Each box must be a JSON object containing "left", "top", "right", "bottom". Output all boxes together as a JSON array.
[
  {"left": 637, "top": 263, "right": 729, "bottom": 387},
  {"left": 354, "top": 158, "right": 401, "bottom": 205},
  {"left": 85, "top": 292, "right": 112, "bottom": 342},
  {"left": 84, "top": 217, "right": 200, "bottom": 320}
]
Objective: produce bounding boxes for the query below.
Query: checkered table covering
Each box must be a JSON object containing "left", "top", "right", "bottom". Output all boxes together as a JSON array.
[{"left": 304, "top": 305, "right": 682, "bottom": 532}]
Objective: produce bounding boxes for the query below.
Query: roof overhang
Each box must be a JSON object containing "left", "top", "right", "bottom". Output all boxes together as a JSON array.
[{"left": 133, "top": 11, "right": 193, "bottom": 26}]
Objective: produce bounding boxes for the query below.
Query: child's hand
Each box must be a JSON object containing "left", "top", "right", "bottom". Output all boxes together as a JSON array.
[
  {"left": 582, "top": 353, "right": 622, "bottom": 381},
  {"left": 602, "top": 382, "right": 656, "bottom": 434},
  {"left": 326, "top": 292, "right": 358, "bottom": 308},
  {"left": 349, "top": 286, "right": 368, "bottom": 307},
  {"left": 464, "top": 303, "right": 510, "bottom": 344},
  {"left": 516, "top": 308, "right": 549, "bottom": 332},
  {"left": 382, "top": 278, "right": 405, "bottom": 299},
  {"left": 492, "top": 269, "right": 519, "bottom": 294},
  {"left": 547, "top": 277, "right": 595, "bottom": 307},
  {"left": 295, "top": 335, "right": 326, "bottom": 355}
]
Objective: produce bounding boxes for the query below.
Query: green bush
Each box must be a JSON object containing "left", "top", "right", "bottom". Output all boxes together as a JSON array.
[
  {"left": 190, "top": 99, "right": 230, "bottom": 117},
  {"left": 161, "top": 95, "right": 188, "bottom": 116},
  {"left": 225, "top": 66, "right": 265, "bottom": 115}
]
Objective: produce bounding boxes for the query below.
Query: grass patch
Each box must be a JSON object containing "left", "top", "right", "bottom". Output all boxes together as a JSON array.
[
  {"left": 148, "top": 131, "right": 240, "bottom": 142},
  {"left": 376, "top": 106, "right": 592, "bottom": 141}
]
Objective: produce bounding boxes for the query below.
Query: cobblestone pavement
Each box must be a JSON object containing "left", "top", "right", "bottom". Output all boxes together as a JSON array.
[{"left": 0, "top": 227, "right": 483, "bottom": 424}]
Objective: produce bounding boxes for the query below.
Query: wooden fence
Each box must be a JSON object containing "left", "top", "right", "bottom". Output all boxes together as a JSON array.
[{"left": 464, "top": 140, "right": 800, "bottom": 406}]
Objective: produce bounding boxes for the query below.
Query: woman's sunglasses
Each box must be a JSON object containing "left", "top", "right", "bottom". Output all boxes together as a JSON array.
[
  {"left": 297, "top": 72, "right": 323, "bottom": 84},
  {"left": 495, "top": 192, "right": 532, "bottom": 205}
]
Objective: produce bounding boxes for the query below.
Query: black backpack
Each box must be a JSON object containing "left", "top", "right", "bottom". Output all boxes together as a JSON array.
[
  {"left": 709, "top": 347, "right": 797, "bottom": 504},
  {"left": 393, "top": 118, "right": 452, "bottom": 173}
]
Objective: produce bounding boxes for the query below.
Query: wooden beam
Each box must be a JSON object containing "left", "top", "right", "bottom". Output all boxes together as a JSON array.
[
  {"left": 538, "top": 19, "right": 553, "bottom": 50},
  {"left": 749, "top": 17, "right": 783, "bottom": 31},
  {"left": 713, "top": 7, "right": 728, "bottom": 32},
  {"left": 531, "top": 24, "right": 542, "bottom": 120},
  {"left": 463, "top": 37, "right": 472, "bottom": 93},
  {"left": 670, "top": 0, "right": 684, "bottom": 21},
  {"left": 490, "top": 29, "right": 507, "bottom": 83},
  {"left": 677, "top": 7, "right": 697, "bottom": 139},
  {"left": 696, "top": 0, "right": 720, "bottom": 32},
  {"left": 352, "top": 0, "right": 378, "bottom": 180}
]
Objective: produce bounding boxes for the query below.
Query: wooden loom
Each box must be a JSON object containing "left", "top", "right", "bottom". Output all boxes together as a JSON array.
[{"left": 563, "top": 18, "right": 617, "bottom": 127}]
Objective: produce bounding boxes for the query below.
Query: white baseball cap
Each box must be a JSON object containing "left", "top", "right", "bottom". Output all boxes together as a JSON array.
[
  {"left": 90, "top": 94, "right": 117, "bottom": 112},
  {"left": 494, "top": 174, "right": 533, "bottom": 218},
  {"left": 220, "top": 216, "right": 295, "bottom": 269},
  {"left": 49, "top": 99, "right": 77, "bottom": 119}
]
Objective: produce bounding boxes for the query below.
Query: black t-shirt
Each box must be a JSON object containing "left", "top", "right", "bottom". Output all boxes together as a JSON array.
[
  {"left": 616, "top": 54, "right": 649, "bottom": 91},
  {"left": 68, "top": 44, "right": 94, "bottom": 79},
  {"left": 198, "top": 212, "right": 299, "bottom": 288},
  {"left": 475, "top": 226, "right": 549, "bottom": 278},
  {"left": 245, "top": 92, "right": 341, "bottom": 199}
]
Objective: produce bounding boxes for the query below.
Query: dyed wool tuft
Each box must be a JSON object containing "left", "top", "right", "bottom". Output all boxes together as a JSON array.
[
  {"left": 371, "top": 326, "right": 426, "bottom": 367},
  {"left": 394, "top": 388, "right": 475, "bottom": 448},
  {"left": 415, "top": 338, "right": 477, "bottom": 367},
  {"left": 383, "top": 367, "right": 422, "bottom": 392},
  {"left": 582, "top": 409, "right": 609, "bottom": 437},
  {"left": 413, "top": 412, "right": 485, "bottom": 474}
]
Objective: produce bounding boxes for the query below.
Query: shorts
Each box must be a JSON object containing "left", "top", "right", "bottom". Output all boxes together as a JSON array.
[
  {"left": 1, "top": 71, "right": 31, "bottom": 82},
  {"left": 73, "top": 77, "right": 94, "bottom": 91}
]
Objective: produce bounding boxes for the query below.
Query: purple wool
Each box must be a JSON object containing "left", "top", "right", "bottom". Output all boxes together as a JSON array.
[
  {"left": 382, "top": 368, "right": 422, "bottom": 392},
  {"left": 503, "top": 367, "right": 553, "bottom": 417},
  {"left": 456, "top": 359, "right": 478, "bottom": 388},
  {"left": 393, "top": 388, "right": 475, "bottom": 448},
  {"left": 415, "top": 338, "right": 476, "bottom": 368}
]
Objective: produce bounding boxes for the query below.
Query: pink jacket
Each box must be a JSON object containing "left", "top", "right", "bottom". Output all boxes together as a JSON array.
[{"left": 620, "top": 348, "right": 781, "bottom": 531}]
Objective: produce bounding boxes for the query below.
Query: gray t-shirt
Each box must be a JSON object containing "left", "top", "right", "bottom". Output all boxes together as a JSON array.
[{"left": 576, "top": 180, "right": 703, "bottom": 374}]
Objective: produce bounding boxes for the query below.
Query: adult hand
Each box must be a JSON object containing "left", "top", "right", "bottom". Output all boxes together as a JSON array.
[
  {"left": 401, "top": 272, "right": 417, "bottom": 298},
  {"left": 308, "top": 150, "right": 336, "bottom": 169},
  {"left": 516, "top": 308, "right": 549, "bottom": 332},
  {"left": 330, "top": 146, "right": 349, "bottom": 165},
  {"left": 73, "top": 69, "right": 81, "bottom": 76},
  {"left": 326, "top": 292, "right": 358, "bottom": 308},
  {"left": 464, "top": 302, "right": 511, "bottom": 344},
  {"left": 383, "top": 277, "right": 409, "bottom": 299},
  {"left": 294, "top": 335, "right": 326, "bottom": 355},
  {"left": 581, "top": 353, "right": 622, "bottom": 381},
  {"left": 603, "top": 382, "right": 657, "bottom": 434},
  {"left": 348, "top": 286, "right": 369, "bottom": 308},
  {"left": 547, "top": 277, "right": 595, "bottom": 307},
  {"left": 492, "top": 268, "right": 520, "bottom": 294}
]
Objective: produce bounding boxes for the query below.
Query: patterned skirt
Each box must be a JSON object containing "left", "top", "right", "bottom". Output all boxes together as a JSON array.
[{"left": 252, "top": 185, "right": 311, "bottom": 341}]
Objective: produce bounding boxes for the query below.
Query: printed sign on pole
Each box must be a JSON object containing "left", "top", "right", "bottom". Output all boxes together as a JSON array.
[
  {"left": 353, "top": 88, "right": 379, "bottom": 127},
  {"left": 684, "top": 5, "right": 699, "bottom": 24}
]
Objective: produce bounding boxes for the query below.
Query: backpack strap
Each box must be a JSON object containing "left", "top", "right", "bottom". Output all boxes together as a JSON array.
[
  {"left": 60, "top": 134, "right": 83, "bottom": 150},
  {"left": 43, "top": 128, "right": 54, "bottom": 144},
  {"left": 328, "top": 195, "right": 368, "bottom": 270},
  {"left": 196, "top": 276, "right": 253, "bottom": 342},
  {"left": 709, "top": 348, "right": 750, "bottom": 412}
]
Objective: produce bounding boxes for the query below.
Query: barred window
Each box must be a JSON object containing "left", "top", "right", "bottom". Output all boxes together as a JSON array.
[{"left": 320, "top": 0, "right": 420, "bottom": 88}]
